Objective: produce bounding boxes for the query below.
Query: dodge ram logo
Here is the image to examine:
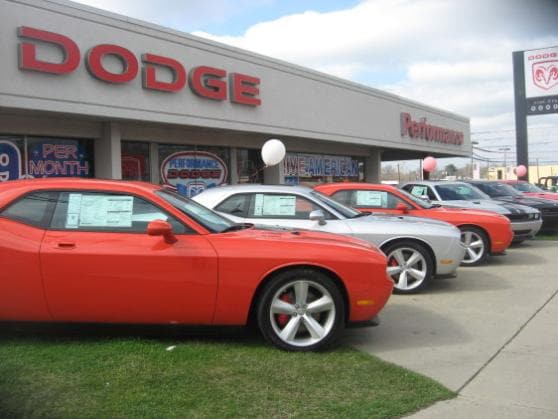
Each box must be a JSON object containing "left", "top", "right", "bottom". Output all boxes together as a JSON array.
[{"left": 532, "top": 60, "right": 558, "bottom": 91}]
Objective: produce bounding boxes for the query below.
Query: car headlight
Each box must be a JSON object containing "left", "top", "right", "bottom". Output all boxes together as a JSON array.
[{"left": 532, "top": 213, "right": 541, "bottom": 220}]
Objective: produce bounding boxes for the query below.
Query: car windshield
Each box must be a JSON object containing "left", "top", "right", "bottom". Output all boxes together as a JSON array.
[
  {"left": 473, "top": 182, "right": 522, "bottom": 198},
  {"left": 435, "top": 183, "right": 489, "bottom": 200},
  {"left": 156, "top": 189, "right": 234, "bottom": 233},
  {"left": 511, "top": 182, "right": 544, "bottom": 193},
  {"left": 397, "top": 188, "right": 433, "bottom": 209},
  {"left": 309, "top": 190, "right": 361, "bottom": 219}
]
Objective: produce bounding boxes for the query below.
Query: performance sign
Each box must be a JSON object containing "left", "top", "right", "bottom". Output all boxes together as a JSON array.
[
  {"left": 161, "top": 151, "right": 228, "bottom": 197},
  {"left": 524, "top": 46, "right": 558, "bottom": 115}
]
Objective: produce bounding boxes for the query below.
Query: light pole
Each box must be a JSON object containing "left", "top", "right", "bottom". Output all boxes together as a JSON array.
[
  {"left": 471, "top": 141, "right": 479, "bottom": 178},
  {"left": 499, "top": 147, "right": 511, "bottom": 180}
]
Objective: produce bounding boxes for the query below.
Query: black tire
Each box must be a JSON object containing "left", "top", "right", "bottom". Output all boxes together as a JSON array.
[
  {"left": 383, "top": 241, "right": 433, "bottom": 294},
  {"left": 256, "top": 269, "right": 345, "bottom": 351},
  {"left": 459, "top": 226, "right": 489, "bottom": 266}
]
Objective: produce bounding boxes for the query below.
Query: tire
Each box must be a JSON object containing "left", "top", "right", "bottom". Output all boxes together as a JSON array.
[
  {"left": 256, "top": 269, "right": 345, "bottom": 351},
  {"left": 459, "top": 226, "right": 489, "bottom": 266},
  {"left": 383, "top": 241, "right": 433, "bottom": 294}
]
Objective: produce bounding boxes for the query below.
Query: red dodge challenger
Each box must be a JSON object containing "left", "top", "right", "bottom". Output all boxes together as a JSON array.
[
  {"left": 315, "top": 183, "right": 513, "bottom": 266},
  {"left": 0, "top": 179, "right": 393, "bottom": 351}
]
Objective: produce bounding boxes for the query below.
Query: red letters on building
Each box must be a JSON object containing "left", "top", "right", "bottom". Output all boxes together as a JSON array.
[
  {"left": 189, "top": 66, "right": 227, "bottom": 101},
  {"left": 18, "top": 26, "right": 80, "bottom": 74},
  {"left": 231, "top": 73, "right": 261, "bottom": 106},
  {"left": 17, "top": 26, "right": 261, "bottom": 106},
  {"left": 86, "top": 44, "right": 138, "bottom": 83},
  {"left": 142, "top": 53, "right": 186, "bottom": 92}
]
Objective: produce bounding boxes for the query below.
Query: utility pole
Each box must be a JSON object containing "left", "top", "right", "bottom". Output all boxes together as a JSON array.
[{"left": 499, "top": 147, "right": 511, "bottom": 180}]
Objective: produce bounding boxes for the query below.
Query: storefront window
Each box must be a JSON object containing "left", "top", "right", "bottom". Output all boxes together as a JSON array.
[
  {"left": 26, "top": 137, "right": 94, "bottom": 178},
  {"left": 1, "top": 135, "right": 94, "bottom": 182},
  {"left": 121, "top": 141, "right": 150, "bottom": 181},
  {"left": 0, "top": 136, "right": 25, "bottom": 182},
  {"left": 158, "top": 144, "right": 230, "bottom": 197},
  {"left": 237, "top": 148, "right": 264, "bottom": 184},
  {"left": 283, "top": 152, "right": 364, "bottom": 186}
]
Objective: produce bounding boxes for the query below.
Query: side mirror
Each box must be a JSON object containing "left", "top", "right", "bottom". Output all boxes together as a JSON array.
[
  {"left": 420, "top": 195, "right": 431, "bottom": 203},
  {"left": 147, "top": 220, "right": 177, "bottom": 244},
  {"left": 395, "top": 202, "right": 409, "bottom": 213},
  {"left": 309, "top": 209, "right": 326, "bottom": 225}
]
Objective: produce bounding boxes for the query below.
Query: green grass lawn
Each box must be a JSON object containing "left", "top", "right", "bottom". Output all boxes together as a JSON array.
[
  {"left": 0, "top": 324, "right": 453, "bottom": 418},
  {"left": 536, "top": 233, "right": 558, "bottom": 241}
]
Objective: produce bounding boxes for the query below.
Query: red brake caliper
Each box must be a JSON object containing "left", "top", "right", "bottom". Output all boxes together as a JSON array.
[{"left": 277, "top": 293, "right": 292, "bottom": 327}]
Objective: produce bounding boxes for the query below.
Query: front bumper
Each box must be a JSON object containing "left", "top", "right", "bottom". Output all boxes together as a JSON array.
[
  {"left": 510, "top": 219, "right": 542, "bottom": 241},
  {"left": 435, "top": 237, "right": 466, "bottom": 276}
]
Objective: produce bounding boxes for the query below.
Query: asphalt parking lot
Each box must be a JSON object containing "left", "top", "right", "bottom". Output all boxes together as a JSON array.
[{"left": 343, "top": 239, "right": 558, "bottom": 417}]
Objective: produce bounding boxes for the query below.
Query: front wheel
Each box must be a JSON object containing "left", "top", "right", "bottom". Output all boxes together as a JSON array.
[
  {"left": 256, "top": 269, "right": 345, "bottom": 351},
  {"left": 459, "top": 226, "right": 489, "bottom": 266},
  {"left": 383, "top": 241, "right": 433, "bottom": 294}
]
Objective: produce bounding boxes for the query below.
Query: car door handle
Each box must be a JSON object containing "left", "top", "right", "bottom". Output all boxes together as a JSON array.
[{"left": 56, "top": 242, "right": 76, "bottom": 249}]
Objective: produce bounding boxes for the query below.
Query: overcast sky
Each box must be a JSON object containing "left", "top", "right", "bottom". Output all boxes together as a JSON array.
[{"left": 74, "top": 0, "right": 558, "bottom": 167}]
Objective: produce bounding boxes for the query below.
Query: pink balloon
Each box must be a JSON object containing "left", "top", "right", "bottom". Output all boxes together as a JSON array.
[
  {"left": 423, "top": 156, "right": 437, "bottom": 172},
  {"left": 515, "top": 165, "right": 527, "bottom": 177}
]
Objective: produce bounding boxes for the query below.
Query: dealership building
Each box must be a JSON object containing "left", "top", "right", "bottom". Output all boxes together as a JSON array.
[{"left": 0, "top": 0, "right": 471, "bottom": 196}]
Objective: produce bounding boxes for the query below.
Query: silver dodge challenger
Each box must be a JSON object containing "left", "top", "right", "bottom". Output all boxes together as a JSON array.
[{"left": 193, "top": 184, "right": 466, "bottom": 294}]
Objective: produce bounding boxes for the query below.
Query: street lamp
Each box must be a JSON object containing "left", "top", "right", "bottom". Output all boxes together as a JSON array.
[{"left": 499, "top": 147, "right": 511, "bottom": 180}]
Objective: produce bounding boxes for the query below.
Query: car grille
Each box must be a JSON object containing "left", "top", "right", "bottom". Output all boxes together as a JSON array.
[{"left": 506, "top": 214, "right": 531, "bottom": 222}]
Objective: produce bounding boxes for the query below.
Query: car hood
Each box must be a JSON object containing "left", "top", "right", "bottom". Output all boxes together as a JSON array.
[
  {"left": 345, "top": 213, "right": 460, "bottom": 236},
  {"left": 428, "top": 206, "right": 507, "bottom": 218},
  {"left": 438, "top": 199, "right": 539, "bottom": 215},
  {"left": 522, "top": 192, "right": 558, "bottom": 201},
  {"left": 492, "top": 196, "right": 558, "bottom": 210},
  {"left": 224, "top": 224, "right": 380, "bottom": 252}
]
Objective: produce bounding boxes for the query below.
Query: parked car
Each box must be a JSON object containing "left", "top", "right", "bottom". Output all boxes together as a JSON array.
[
  {"left": 314, "top": 183, "right": 513, "bottom": 266},
  {"left": 465, "top": 180, "right": 558, "bottom": 233},
  {"left": 193, "top": 184, "right": 466, "bottom": 294},
  {"left": 0, "top": 178, "right": 394, "bottom": 352},
  {"left": 505, "top": 180, "right": 558, "bottom": 201},
  {"left": 400, "top": 181, "right": 542, "bottom": 243},
  {"left": 536, "top": 176, "right": 558, "bottom": 192}
]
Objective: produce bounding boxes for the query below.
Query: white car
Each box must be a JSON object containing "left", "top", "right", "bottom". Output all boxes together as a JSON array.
[{"left": 194, "top": 184, "right": 466, "bottom": 294}]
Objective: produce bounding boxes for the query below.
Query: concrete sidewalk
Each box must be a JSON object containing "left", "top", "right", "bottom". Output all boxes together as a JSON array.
[{"left": 343, "top": 240, "right": 558, "bottom": 417}]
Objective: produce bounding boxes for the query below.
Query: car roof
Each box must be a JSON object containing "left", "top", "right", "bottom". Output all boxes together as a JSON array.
[
  {"left": 401, "top": 180, "right": 471, "bottom": 186},
  {"left": 316, "top": 182, "right": 399, "bottom": 192},
  {"left": 198, "top": 183, "right": 314, "bottom": 196},
  {"left": 0, "top": 178, "right": 162, "bottom": 198}
]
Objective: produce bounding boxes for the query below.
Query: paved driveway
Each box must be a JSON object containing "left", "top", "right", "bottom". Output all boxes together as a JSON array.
[{"left": 343, "top": 240, "right": 558, "bottom": 417}]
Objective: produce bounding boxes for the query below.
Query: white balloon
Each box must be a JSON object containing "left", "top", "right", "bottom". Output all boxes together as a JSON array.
[{"left": 261, "top": 139, "right": 286, "bottom": 166}]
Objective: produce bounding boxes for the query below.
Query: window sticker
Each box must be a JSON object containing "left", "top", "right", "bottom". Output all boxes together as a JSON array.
[
  {"left": 254, "top": 194, "right": 296, "bottom": 216},
  {"left": 410, "top": 186, "right": 427, "bottom": 197},
  {"left": 356, "top": 191, "right": 386, "bottom": 207},
  {"left": 66, "top": 194, "right": 134, "bottom": 228}
]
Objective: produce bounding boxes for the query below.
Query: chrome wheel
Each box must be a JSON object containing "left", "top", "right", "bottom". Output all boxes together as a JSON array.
[
  {"left": 459, "top": 227, "right": 488, "bottom": 266},
  {"left": 269, "top": 280, "right": 336, "bottom": 348},
  {"left": 386, "top": 245, "right": 430, "bottom": 292}
]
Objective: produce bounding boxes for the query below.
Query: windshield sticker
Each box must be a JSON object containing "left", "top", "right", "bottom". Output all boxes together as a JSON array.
[
  {"left": 356, "top": 191, "right": 386, "bottom": 207},
  {"left": 66, "top": 194, "right": 134, "bottom": 228},
  {"left": 410, "top": 186, "right": 427, "bottom": 197},
  {"left": 254, "top": 194, "right": 296, "bottom": 216}
]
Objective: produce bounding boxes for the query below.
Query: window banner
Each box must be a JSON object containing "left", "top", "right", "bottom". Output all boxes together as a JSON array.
[
  {"left": 283, "top": 153, "right": 359, "bottom": 177},
  {"left": 0, "top": 140, "right": 22, "bottom": 182},
  {"left": 160, "top": 151, "right": 228, "bottom": 197},
  {"left": 28, "top": 140, "right": 92, "bottom": 177}
]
